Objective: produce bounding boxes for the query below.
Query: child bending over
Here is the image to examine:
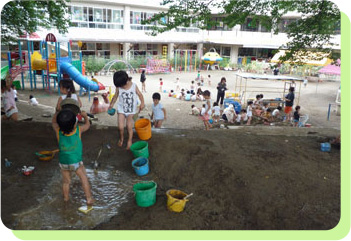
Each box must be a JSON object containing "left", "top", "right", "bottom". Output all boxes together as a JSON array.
[
  {"left": 109, "top": 71, "right": 145, "bottom": 149},
  {"left": 151, "top": 92, "right": 166, "bottom": 128},
  {"left": 56, "top": 79, "right": 82, "bottom": 112},
  {"left": 293, "top": 105, "right": 301, "bottom": 127},
  {"left": 191, "top": 104, "right": 200, "bottom": 116},
  {"left": 212, "top": 102, "right": 221, "bottom": 123},
  {"left": 52, "top": 109, "right": 94, "bottom": 206}
]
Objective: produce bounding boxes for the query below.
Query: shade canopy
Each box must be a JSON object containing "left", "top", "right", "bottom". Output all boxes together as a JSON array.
[
  {"left": 271, "top": 50, "right": 332, "bottom": 66},
  {"left": 318, "top": 62, "right": 341, "bottom": 76}
]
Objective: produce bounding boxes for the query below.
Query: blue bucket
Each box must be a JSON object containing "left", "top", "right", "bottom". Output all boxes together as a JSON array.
[
  {"left": 320, "top": 142, "right": 331, "bottom": 152},
  {"left": 132, "top": 157, "right": 149, "bottom": 176}
]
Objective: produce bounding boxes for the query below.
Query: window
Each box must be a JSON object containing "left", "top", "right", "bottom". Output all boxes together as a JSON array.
[
  {"left": 278, "top": 19, "right": 297, "bottom": 33},
  {"left": 72, "top": 6, "right": 83, "bottom": 21},
  {"left": 239, "top": 48, "right": 255, "bottom": 57},
  {"left": 130, "top": 11, "right": 160, "bottom": 30},
  {"left": 94, "top": 8, "right": 103, "bottom": 22},
  {"left": 70, "top": 5, "right": 123, "bottom": 29},
  {"left": 241, "top": 18, "right": 259, "bottom": 32},
  {"left": 222, "top": 47, "right": 231, "bottom": 57}
]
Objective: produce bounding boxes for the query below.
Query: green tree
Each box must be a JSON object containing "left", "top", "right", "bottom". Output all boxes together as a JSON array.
[
  {"left": 1, "top": 0, "right": 71, "bottom": 44},
  {"left": 144, "top": 0, "right": 340, "bottom": 64}
]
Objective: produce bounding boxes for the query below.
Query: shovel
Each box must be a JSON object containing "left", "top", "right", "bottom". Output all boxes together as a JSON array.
[
  {"left": 93, "top": 147, "right": 103, "bottom": 174},
  {"left": 183, "top": 193, "right": 193, "bottom": 200}
]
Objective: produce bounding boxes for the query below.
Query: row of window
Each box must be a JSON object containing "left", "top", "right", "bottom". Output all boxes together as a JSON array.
[{"left": 70, "top": 6, "right": 340, "bottom": 34}]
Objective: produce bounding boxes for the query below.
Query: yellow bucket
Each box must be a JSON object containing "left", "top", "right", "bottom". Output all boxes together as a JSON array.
[{"left": 166, "top": 189, "right": 189, "bottom": 213}]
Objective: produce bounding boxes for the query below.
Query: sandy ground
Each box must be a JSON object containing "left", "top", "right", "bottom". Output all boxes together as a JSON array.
[
  {"left": 10, "top": 70, "right": 341, "bottom": 129},
  {"left": 1, "top": 70, "right": 341, "bottom": 230}
]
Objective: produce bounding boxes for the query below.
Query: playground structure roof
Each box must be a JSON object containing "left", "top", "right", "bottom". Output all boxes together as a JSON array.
[
  {"left": 271, "top": 50, "right": 332, "bottom": 66},
  {"left": 235, "top": 73, "right": 304, "bottom": 81}
]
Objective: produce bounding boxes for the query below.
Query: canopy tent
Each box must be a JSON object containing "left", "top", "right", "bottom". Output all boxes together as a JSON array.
[
  {"left": 235, "top": 73, "right": 303, "bottom": 81},
  {"left": 318, "top": 59, "right": 341, "bottom": 75},
  {"left": 234, "top": 73, "right": 302, "bottom": 106},
  {"left": 271, "top": 50, "right": 332, "bottom": 66}
]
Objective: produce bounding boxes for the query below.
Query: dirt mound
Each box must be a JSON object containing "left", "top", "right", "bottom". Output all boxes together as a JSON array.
[{"left": 1, "top": 122, "right": 340, "bottom": 230}]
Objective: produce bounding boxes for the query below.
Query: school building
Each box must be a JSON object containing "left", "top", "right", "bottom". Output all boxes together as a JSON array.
[{"left": 4, "top": 0, "right": 342, "bottom": 64}]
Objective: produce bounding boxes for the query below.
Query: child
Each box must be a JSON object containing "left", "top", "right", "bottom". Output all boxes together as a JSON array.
[
  {"left": 56, "top": 79, "right": 82, "bottom": 112},
  {"left": 190, "top": 81, "right": 195, "bottom": 95},
  {"left": 185, "top": 91, "right": 192, "bottom": 101},
  {"left": 223, "top": 104, "right": 236, "bottom": 123},
  {"left": 262, "top": 108, "right": 273, "bottom": 125},
  {"left": 303, "top": 78, "right": 308, "bottom": 88},
  {"left": 11, "top": 84, "right": 18, "bottom": 102},
  {"left": 253, "top": 94, "right": 261, "bottom": 109},
  {"left": 258, "top": 94, "right": 264, "bottom": 106},
  {"left": 140, "top": 70, "right": 146, "bottom": 93},
  {"left": 109, "top": 71, "right": 145, "bottom": 149},
  {"left": 196, "top": 70, "right": 201, "bottom": 81},
  {"left": 169, "top": 90, "right": 174, "bottom": 97},
  {"left": 293, "top": 105, "right": 301, "bottom": 127},
  {"left": 191, "top": 93, "right": 197, "bottom": 102},
  {"left": 236, "top": 109, "right": 247, "bottom": 124},
  {"left": 201, "top": 90, "right": 212, "bottom": 130},
  {"left": 51, "top": 109, "right": 94, "bottom": 206},
  {"left": 151, "top": 92, "right": 166, "bottom": 128},
  {"left": 212, "top": 102, "right": 221, "bottom": 123},
  {"left": 159, "top": 78, "right": 163, "bottom": 92},
  {"left": 191, "top": 104, "right": 200, "bottom": 116},
  {"left": 200, "top": 104, "right": 206, "bottom": 116},
  {"left": 29, "top": 95, "right": 39, "bottom": 106},
  {"left": 175, "top": 77, "right": 180, "bottom": 91},
  {"left": 246, "top": 101, "right": 253, "bottom": 125},
  {"left": 272, "top": 106, "right": 282, "bottom": 120},
  {"left": 1, "top": 74, "right": 18, "bottom": 121},
  {"left": 262, "top": 102, "right": 269, "bottom": 112},
  {"left": 180, "top": 88, "right": 185, "bottom": 100},
  {"left": 207, "top": 74, "right": 211, "bottom": 86},
  {"left": 200, "top": 76, "right": 204, "bottom": 86}
]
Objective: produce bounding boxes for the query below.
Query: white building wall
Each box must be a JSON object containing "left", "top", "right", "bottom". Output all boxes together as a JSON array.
[{"left": 65, "top": 0, "right": 341, "bottom": 62}]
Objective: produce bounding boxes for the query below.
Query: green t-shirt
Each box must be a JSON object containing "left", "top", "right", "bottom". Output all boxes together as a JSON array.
[{"left": 58, "top": 126, "right": 82, "bottom": 165}]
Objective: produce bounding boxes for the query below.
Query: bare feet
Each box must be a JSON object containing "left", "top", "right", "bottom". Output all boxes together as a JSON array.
[
  {"left": 118, "top": 139, "right": 123, "bottom": 147},
  {"left": 126, "top": 139, "right": 132, "bottom": 150},
  {"left": 87, "top": 197, "right": 95, "bottom": 206}
]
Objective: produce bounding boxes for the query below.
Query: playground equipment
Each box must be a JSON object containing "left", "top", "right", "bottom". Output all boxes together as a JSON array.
[
  {"left": 60, "top": 62, "right": 104, "bottom": 92},
  {"left": 146, "top": 58, "right": 171, "bottom": 74},
  {"left": 234, "top": 73, "right": 302, "bottom": 106},
  {"left": 101, "top": 59, "right": 136, "bottom": 75},
  {"left": 174, "top": 49, "right": 198, "bottom": 73},
  {"left": 201, "top": 48, "right": 223, "bottom": 70},
  {"left": 3, "top": 33, "right": 104, "bottom": 99}
]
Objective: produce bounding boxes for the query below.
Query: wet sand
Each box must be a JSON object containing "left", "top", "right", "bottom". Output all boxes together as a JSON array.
[
  {"left": 1, "top": 122, "right": 340, "bottom": 230},
  {"left": 1, "top": 70, "right": 341, "bottom": 230}
]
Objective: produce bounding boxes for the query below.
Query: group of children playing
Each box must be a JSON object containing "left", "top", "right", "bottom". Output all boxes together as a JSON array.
[
  {"left": 190, "top": 91, "right": 303, "bottom": 128},
  {"left": 49, "top": 70, "right": 168, "bottom": 207},
  {"left": 166, "top": 71, "right": 212, "bottom": 103}
]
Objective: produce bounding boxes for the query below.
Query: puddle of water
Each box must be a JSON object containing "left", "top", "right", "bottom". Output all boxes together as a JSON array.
[{"left": 12, "top": 167, "right": 140, "bottom": 230}]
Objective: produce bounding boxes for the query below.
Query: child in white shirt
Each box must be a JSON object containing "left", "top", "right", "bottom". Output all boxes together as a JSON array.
[
  {"left": 29, "top": 95, "right": 39, "bottom": 106},
  {"left": 246, "top": 101, "right": 253, "bottom": 125},
  {"left": 191, "top": 105, "right": 200, "bottom": 116},
  {"left": 212, "top": 102, "right": 221, "bottom": 123},
  {"left": 151, "top": 92, "right": 166, "bottom": 128}
]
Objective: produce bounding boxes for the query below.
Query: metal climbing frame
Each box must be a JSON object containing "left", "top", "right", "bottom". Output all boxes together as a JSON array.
[{"left": 234, "top": 73, "right": 302, "bottom": 107}]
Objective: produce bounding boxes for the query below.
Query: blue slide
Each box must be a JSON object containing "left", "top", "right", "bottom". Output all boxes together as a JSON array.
[{"left": 60, "top": 62, "right": 103, "bottom": 91}]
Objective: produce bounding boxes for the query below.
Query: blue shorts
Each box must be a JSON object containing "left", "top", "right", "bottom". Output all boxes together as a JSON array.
[
  {"left": 59, "top": 161, "right": 83, "bottom": 171},
  {"left": 293, "top": 119, "right": 299, "bottom": 123}
]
